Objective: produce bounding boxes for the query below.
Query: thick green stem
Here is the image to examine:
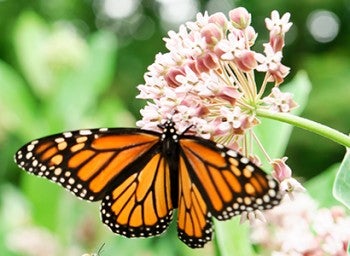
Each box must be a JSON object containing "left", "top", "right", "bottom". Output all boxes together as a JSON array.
[{"left": 256, "top": 109, "right": 350, "bottom": 148}]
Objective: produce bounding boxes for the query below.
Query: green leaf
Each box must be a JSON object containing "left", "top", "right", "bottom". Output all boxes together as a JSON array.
[
  {"left": 305, "top": 163, "right": 340, "bottom": 207},
  {"left": 13, "top": 11, "right": 52, "bottom": 97},
  {"left": 214, "top": 218, "right": 255, "bottom": 256},
  {"left": 333, "top": 148, "right": 350, "bottom": 209},
  {"left": 254, "top": 71, "right": 312, "bottom": 168},
  {"left": 21, "top": 175, "right": 61, "bottom": 230},
  {"left": 0, "top": 60, "right": 37, "bottom": 139}
]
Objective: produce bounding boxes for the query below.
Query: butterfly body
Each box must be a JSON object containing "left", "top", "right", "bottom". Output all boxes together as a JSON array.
[{"left": 15, "top": 120, "right": 281, "bottom": 248}]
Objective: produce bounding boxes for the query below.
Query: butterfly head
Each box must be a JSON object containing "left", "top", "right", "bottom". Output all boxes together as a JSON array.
[{"left": 158, "top": 119, "right": 179, "bottom": 142}]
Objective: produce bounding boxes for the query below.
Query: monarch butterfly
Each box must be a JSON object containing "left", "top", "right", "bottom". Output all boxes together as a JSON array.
[{"left": 15, "top": 119, "right": 281, "bottom": 248}]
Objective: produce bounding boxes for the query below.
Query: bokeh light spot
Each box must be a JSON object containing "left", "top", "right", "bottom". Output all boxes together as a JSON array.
[
  {"left": 157, "top": 0, "right": 198, "bottom": 28},
  {"left": 307, "top": 10, "right": 340, "bottom": 43},
  {"left": 103, "top": 0, "right": 139, "bottom": 19}
]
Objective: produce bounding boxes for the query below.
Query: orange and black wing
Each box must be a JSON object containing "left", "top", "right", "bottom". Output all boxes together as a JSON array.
[
  {"left": 177, "top": 136, "right": 281, "bottom": 248},
  {"left": 101, "top": 150, "right": 174, "bottom": 237},
  {"left": 15, "top": 128, "right": 175, "bottom": 237},
  {"left": 15, "top": 128, "right": 162, "bottom": 201}
]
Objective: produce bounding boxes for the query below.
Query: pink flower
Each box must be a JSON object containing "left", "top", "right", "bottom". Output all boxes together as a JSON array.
[
  {"left": 164, "top": 67, "right": 185, "bottom": 87},
  {"left": 234, "top": 49, "right": 258, "bottom": 72},
  {"left": 201, "top": 23, "right": 223, "bottom": 46},
  {"left": 174, "top": 66, "right": 199, "bottom": 85},
  {"left": 265, "top": 11, "right": 292, "bottom": 53},
  {"left": 195, "top": 52, "right": 219, "bottom": 73},
  {"left": 271, "top": 157, "right": 306, "bottom": 200},
  {"left": 217, "top": 32, "right": 245, "bottom": 60},
  {"left": 269, "top": 33, "right": 285, "bottom": 53},
  {"left": 271, "top": 157, "right": 292, "bottom": 182},
  {"left": 137, "top": 8, "right": 296, "bottom": 147},
  {"left": 256, "top": 44, "right": 290, "bottom": 85},
  {"left": 263, "top": 87, "right": 298, "bottom": 112},
  {"left": 251, "top": 193, "right": 350, "bottom": 255},
  {"left": 208, "top": 12, "right": 228, "bottom": 28},
  {"left": 217, "top": 106, "right": 255, "bottom": 135}
]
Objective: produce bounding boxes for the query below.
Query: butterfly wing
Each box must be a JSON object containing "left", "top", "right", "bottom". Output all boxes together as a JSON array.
[
  {"left": 15, "top": 128, "right": 175, "bottom": 238},
  {"left": 14, "top": 128, "right": 161, "bottom": 201},
  {"left": 177, "top": 136, "right": 281, "bottom": 248},
  {"left": 177, "top": 154, "right": 213, "bottom": 248},
  {"left": 15, "top": 124, "right": 281, "bottom": 247},
  {"left": 101, "top": 151, "right": 174, "bottom": 238}
]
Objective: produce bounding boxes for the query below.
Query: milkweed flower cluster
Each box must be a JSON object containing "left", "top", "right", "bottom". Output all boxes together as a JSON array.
[
  {"left": 251, "top": 193, "right": 350, "bottom": 255},
  {"left": 137, "top": 8, "right": 294, "bottom": 136},
  {"left": 137, "top": 8, "right": 302, "bottom": 198}
]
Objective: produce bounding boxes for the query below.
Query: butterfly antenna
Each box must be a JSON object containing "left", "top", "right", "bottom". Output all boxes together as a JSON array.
[{"left": 181, "top": 124, "right": 194, "bottom": 135}]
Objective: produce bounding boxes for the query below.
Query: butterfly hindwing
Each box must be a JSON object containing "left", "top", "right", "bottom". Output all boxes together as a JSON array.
[
  {"left": 15, "top": 128, "right": 161, "bottom": 201},
  {"left": 177, "top": 154, "right": 213, "bottom": 248},
  {"left": 101, "top": 152, "right": 174, "bottom": 238}
]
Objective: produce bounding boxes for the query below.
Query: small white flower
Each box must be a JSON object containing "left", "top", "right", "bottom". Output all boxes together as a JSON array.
[
  {"left": 263, "top": 87, "right": 298, "bottom": 112},
  {"left": 280, "top": 177, "right": 306, "bottom": 200},
  {"left": 175, "top": 66, "right": 199, "bottom": 85},
  {"left": 217, "top": 33, "right": 245, "bottom": 61},
  {"left": 265, "top": 10, "right": 292, "bottom": 34},
  {"left": 186, "top": 11, "right": 210, "bottom": 31},
  {"left": 240, "top": 210, "right": 266, "bottom": 225}
]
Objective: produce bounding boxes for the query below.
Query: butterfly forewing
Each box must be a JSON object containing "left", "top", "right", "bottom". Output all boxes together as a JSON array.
[
  {"left": 179, "top": 137, "right": 281, "bottom": 221},
  {"left": 15, "top": 128, "right": 160, "bottom": 201}
]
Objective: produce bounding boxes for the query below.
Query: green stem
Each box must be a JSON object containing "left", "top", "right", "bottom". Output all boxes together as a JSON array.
[{"left": 256, "top": 109, "right": 350, "bottom": 148}]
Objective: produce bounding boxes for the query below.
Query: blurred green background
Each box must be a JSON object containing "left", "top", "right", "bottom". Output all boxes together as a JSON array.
[{"left": 0, "top": 0, "right": 349, "bottom": 255}]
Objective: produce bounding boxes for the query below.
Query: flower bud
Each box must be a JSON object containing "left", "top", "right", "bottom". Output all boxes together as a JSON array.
[
  {"left": 201, "top": 23, "right": 223, "bottom": 46},
  {"left": 229, "top": 7, "right": 251, "bottom": 29},
  {"left": 208, "top": 12, "right": 228, "bottom": 28}
]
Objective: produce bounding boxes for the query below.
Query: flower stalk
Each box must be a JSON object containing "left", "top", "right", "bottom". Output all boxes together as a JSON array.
[{"left": 256, "top": 108, "right": 350, "bottom": 148}]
